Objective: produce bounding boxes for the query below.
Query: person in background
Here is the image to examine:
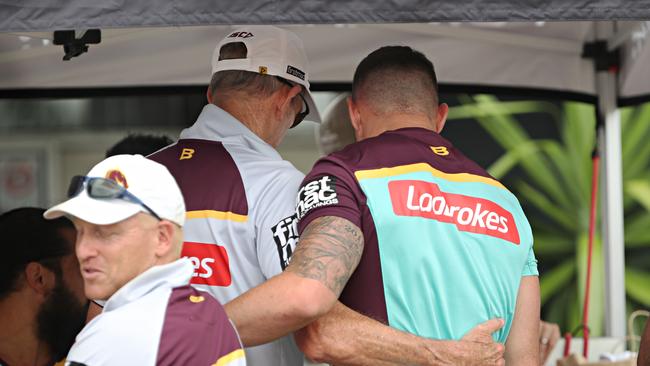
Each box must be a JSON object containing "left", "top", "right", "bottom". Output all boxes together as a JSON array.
[
  {"left": 44, "top": 154, "right": 245, "bottom": 366},
  {"left": 0, "top": 207, "right": 87, "bottom": 366},
  {"left": 538, "top": 321, "right": 561, "bottom": 365},
  {"left": 105, "top": 133, "right": 173, "bottom": 158}
]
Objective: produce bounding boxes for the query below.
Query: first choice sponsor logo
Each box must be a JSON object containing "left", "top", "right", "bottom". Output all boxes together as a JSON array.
[
  {"left": 272, "top": 214, "right": 299, "bottom": 270},
  {"left": 296, "top": 175, "right": 339, "bottom": 220},
  {"left": 389, "top": 180, "right": 520, "bottom": 244},
  {"left": 286, "top": 65, "right": 306, "bottom": 80},
  {"left": 181, "top": 242, "right": 232, "bottom": 286}
]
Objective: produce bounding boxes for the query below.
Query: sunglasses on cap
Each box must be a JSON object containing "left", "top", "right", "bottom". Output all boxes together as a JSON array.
[
  {"left": 277, "top": 77, "right": 309, "bottom": 128},
  {"left": 67, "top": 175, "right": 161, "bottom": 221}
]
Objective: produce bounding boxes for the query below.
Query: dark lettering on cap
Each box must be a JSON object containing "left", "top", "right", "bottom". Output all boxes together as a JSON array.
[
  {"left": 228, "top": 31, "right": 254, "bottom": 38},
  {"left": 286, "top": 65, "right": 305, "bottom": 81}
]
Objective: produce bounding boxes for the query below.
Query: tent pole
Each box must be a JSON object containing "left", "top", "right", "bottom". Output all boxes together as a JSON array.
[{"left": 595, "top": 21, "right": 626, "bottom": 338}]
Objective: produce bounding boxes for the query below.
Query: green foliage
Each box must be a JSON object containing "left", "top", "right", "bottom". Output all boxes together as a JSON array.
[{"left": 449, "top": 95, "right": 650, "bottom": 335}]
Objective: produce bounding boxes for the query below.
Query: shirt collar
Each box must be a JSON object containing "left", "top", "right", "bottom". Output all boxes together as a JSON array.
[
  {"left": 180, "top": 104, "right": 282, "bottom": 160},
  {"left": 103, "top": 258, "right": 194, "bottom": 312}
]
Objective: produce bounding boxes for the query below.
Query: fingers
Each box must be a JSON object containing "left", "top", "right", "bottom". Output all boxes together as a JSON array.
[
  {"left": 480, "top": 318, "right": 506, "bottom": 334},
  {"left": 538, "top": 322, "right": 561, "bottom": 365},
  {"left": 468, "top": 340, "right": 505, "bottom": 365},
  {"left": 462, "top": 318, "right": 505, "bottom": 343},
  {"left": 482, "top": 342, "right": 505, "bottom": 366}
]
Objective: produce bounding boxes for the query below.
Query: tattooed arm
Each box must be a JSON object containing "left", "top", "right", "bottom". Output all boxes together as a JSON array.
[
  {"left": 225, "top": 216, "right": 506, "bottom": 365},
  {"left": 225, "top": 216, "right": 364, "bottom": 346}
]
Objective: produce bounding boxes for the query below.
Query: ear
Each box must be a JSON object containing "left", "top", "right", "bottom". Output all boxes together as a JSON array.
[
  {"left": 206, "top": 86, "right": 213, "bottom": 104},
  {"left": 154, "top": 221, "right": 176, "bottom": 258},
  {"left": 275, "top": 84, "right": 302, "bottom": 119},
  {"left": 24, "top": 262, "right": 56, "bottom": 297},
  {"left": 435, "top": 103, "right": 449, "bottom": 133},
  {"left": 347, "top": 96, "right": 363, "bottom": 141}
]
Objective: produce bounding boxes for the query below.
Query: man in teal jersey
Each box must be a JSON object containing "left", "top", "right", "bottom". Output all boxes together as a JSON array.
[{"left": 227, "top": 46, "right": 539, "bottom": 365}]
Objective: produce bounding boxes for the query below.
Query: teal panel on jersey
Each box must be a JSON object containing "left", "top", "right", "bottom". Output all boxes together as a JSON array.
[{"left": 355, "top": 164, "right": 536, "bottom": 343}]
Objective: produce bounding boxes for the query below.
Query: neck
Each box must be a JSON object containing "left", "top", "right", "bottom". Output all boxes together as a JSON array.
[
  {"left": 0, "top": 297, "right": 51, "bottom": 366},
  {"left": 215, "top": 99, "right": 278, "bottom": 147},
  {"left": 362, "top": 112, "right": 437, "bottom": 140}
]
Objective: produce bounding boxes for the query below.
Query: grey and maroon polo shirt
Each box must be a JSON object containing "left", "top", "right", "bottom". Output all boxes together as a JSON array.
[
  {"left": 65, "top": 259, "right": 245, "bottom": 366},
  {"left": 149, "top": 104, "right": 304, "bottom": 366}
]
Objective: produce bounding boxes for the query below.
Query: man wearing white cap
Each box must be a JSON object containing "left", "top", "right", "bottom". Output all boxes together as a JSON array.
[
  {"left": 44, "top": 154, "right": 245, "bottom": 366},
  {"left": 148, "top": 25, "right": 318, "bottom": 366}
]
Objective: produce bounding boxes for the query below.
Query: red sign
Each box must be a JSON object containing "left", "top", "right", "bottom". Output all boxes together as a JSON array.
[
  {"left": 181, "top": 242, "right": 231, "bottom": 286},
  {"left": 389, "top": 180, "right": 520, "bottom": 244}
]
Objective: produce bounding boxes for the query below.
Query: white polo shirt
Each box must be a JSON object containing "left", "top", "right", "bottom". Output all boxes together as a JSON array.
[{"left": 65, "top": 258, "right": 246, "bottom": 366}]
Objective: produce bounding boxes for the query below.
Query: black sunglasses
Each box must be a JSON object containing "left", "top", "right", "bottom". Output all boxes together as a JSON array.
[
  {"left": 277, "top": 77, "right": 309, "bottom": 128},
  {"left": 67, "top": 175, "right": 161, "bottom": 221}
]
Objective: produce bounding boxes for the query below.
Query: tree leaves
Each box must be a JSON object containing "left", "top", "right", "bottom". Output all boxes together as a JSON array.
[{"left": 449, "top": 96, "right": 650, "bottom": 336}]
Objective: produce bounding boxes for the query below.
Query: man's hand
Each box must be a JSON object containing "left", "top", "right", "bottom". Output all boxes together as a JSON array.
[
  {"left": 296, "top": 303, "right": 506, "bottom": 366},
  {"left": 431, "top": 318, "right": 505, "bottom": 366},
  {"left": 538, "top": 321, "right": 560, "bottom": 365},
  {"left": 462, "top": 318, "right": 504, "bottom": 344}
]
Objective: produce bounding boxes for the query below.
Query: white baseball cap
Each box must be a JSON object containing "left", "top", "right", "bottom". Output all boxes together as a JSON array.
[
  {"left": 44, "top": 154, "right": 185, "bottom": 226},
  {"left": 211, "top": 25, "right": 322, "bottom": 124}
]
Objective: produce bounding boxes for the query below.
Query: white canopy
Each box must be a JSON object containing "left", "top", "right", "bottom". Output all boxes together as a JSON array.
[{"left": 0, "top": 22, "right": 648, "bottom": 100}]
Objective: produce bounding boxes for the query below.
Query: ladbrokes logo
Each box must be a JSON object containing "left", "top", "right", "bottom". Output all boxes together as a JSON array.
[
  {"left": 296, "top": 175, "right": 338, "bottom": 220},
  {"left": 389, "top": 180, "right": 520, "bottom": 244},
  {"left": 181, "top": 242, "right": 231, "bottom": 286}
]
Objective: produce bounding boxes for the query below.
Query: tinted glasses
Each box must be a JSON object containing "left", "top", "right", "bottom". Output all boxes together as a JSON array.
[
  {"left": 277, "top": 77, "right": 309, "bottom": 128},
  {"left": 67, "top": 175, "right": 161, "bottom": 221}
]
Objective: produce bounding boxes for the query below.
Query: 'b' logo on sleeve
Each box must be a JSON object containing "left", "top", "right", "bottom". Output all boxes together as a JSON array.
[
  {"left": 431, "top": 146, "right": 450, "bottom": 156},
  {"left": 180, "top": 148, "right": 195, "bottom": 160}
]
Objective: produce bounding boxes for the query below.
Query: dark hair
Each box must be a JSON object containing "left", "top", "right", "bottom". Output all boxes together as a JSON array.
[
  {"left": 0, "top": 207, "right": 74, "bottom": 300},
  {"left": 209, "top": 42, "right": 283, "bottom": 102},
  {"left": 106, "top": 133, "right": 173, "bottom": 158},
  {"left": 352, "top": 46, "right": 439, "bottom": 112}
]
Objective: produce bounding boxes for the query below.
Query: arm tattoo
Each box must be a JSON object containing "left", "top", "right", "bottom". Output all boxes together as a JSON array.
[{"left": 286, "top": 216, "right": 364, "bottom": 296}]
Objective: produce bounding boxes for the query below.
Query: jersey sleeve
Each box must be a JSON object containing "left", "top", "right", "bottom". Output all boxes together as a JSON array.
[
  {"left": 522, "top": 243, "right": 539, "bottom": 276},
  {"left": 255, "top": 169, "right": 304, "bottom": 279},
  {"left": 296, "top": 157, "right": 364, "bottom": 234}
]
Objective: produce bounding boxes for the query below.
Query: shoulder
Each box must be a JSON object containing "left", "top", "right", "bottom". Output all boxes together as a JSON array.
[{"left": 231, "top": 148, "right": 304, "bottom": 199}]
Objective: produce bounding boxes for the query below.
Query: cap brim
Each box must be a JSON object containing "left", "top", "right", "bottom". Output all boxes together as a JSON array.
[
  {"left": 301, "top": 89, "right": 321, "bottom": 124},
  {"left": 44, "top": 193, "right": 142, "bottom": 225}
]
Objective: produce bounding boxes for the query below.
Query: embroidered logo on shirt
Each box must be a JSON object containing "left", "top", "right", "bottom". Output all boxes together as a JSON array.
[
  {"left": 389, "top": 180, "right": 520, "bottom": 244},
  {"left": 189, "top": 295, "right": 205, "bottom": 303},
  {"left": 296, "top": 175, "right": 339, "bottom": 220},
  {"left": 271, "top": 214, "right": 299, "bottom": 270},
  {"left": 430, "top": 146, "right": 450, "bottom": 156},
  {"left": 179, "top": 148, "right": 195, "bottom": 160},
  {"left": 181, "top": 242, "right": 232, "bottom": 286}
]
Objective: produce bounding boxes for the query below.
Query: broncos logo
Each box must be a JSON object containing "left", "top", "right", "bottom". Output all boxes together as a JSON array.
[{"left": 105, "top": 170, "right": 129, "bottom": 189}]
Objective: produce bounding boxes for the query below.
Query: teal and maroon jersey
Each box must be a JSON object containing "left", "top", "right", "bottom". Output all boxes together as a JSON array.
[{"left": 296, "top": 127, "right": 537, "bottom": 343}]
